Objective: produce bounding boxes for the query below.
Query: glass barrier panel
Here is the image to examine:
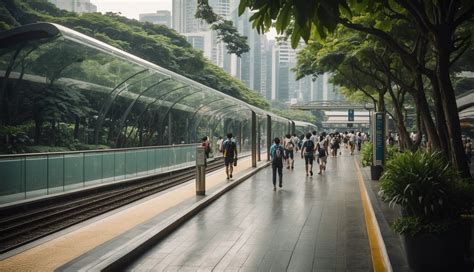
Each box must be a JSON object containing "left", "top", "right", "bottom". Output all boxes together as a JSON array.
[
  {"left": 0, "top": 157, "right": 25, "bottom": 204},
  {"left": 102, "top": 152, "right": 115, "bottom": 182},
  {"left": 136, "top": 149, "right": 148, "bottom": 176},
  {"left": 114, "top": 151, "right": 126, "bottom": 180},
  {"left": 25, "top": 155, "right": 48, "bottom": 199},
  {"left": 64, "top": 153, "right": 84, "bottom": 190},
  {"left": 84, "top": 152, "right": 103, "bottom": 186},
  {"left": 125, "top": 150, "right": 137, "bottom": 178},
  {"left": 48, "top": 155, "right": 64, "bottom": 194}
]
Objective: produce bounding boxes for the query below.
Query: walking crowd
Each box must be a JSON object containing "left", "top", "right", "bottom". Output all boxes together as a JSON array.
[
  {"left": 208, "top": 130, "right": 370, "bottom": 192},
  {"left": 269, "top": 130, "right": 369, "bottom": 191}
]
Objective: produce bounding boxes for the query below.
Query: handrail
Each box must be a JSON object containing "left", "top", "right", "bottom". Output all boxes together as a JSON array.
[{"left": 0, "top": 143, "right": 200, "bottom": 159}]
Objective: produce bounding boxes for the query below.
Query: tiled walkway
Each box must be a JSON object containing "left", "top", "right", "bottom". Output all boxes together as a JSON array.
[{"left": 128, "top": 152, "right": 373, "bottom": 271}]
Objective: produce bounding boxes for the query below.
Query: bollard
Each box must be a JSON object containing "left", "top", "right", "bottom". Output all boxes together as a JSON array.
[{"left": 196, "top": 146, "right": 206, "bottom": 195}]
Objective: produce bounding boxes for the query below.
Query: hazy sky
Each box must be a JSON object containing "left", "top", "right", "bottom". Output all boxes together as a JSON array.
[{"left": 93, "top": 0, "right": 172, "bottom": 19}]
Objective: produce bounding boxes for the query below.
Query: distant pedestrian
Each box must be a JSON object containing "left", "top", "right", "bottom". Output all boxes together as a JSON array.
[
  {"left": 270, "top": 137, "right": 284, "bottom": 191},
  {"left": 217, "top": 136, "right": 224, "bottom": 154},
  {"left": 301, "top": 132, "right": 315, "bottom": 176},
  {"left": 283, "top": 134, "right": 295, "bottom": 169},
  {"left": 223, "top": 133, "right": 237, "bottom": 180},
  {"left": 201, "top": 136, "right": 211, "bottom": 158},
  {"left": 317, "top": 138, "right": 327, "bottom": 174}
]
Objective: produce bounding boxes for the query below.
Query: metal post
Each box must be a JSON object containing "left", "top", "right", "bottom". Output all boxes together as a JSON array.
[
  {"left": 239, "top": 122, "right": 243, "bottom": 153},
  {"left": 267, "top": 115, "right": 272, "bottom": 161},
  {"left": 291, "top": 121, "right": 296, "bottom": 135},
  {"left": 251, "top": 111, "right": 257, "bottom": 167},
  {"left": 196, "top": 146, "right": 206, "bottom": 195},
  {"left": 168, "top": 113, "right": 172, "bottom": 145},
  {"left": 257, "top": 117, "right": 261, "bottom": 161}
]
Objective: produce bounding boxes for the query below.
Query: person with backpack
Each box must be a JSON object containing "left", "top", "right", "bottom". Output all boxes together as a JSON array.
[
  {"left": 317, "top": 137, "right": 328, "bottom": 174},
  {"left": 222, "top": 133, "right": 237, "bottom": 180},
  {"left": 270, "top": 137, "right": 285, "bottom": 191},
  {"left": 283, "top": 134, "right": 295, "bottom": 170},
  {"left": 301, "top": 132, "right": 315, "bottom": 176}
]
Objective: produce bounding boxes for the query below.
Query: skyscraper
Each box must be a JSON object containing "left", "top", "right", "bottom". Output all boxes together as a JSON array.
[
  {"left": 48, "top": 0, "right": 96, "bottom": 13},
  {"left": 172, "top": 0, "right": 230, "bottom": 68},
  {"left": 139, "top": 10, "right": 172, "bottom": 28}
]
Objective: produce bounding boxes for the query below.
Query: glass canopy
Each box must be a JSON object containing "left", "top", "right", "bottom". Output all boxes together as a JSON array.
[{"left": 0, "top": 23, "right": 291, "bottom": 153}]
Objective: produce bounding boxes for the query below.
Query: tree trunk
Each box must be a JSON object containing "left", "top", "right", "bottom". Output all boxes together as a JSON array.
[
  {"left": 435, "top": 33, "right": 471, "bottom": 178},
  {"left": 34, "top": 118, "right": 43, "bottom": 145},
  {"left": 427, "top": 72, "right": 450, "bottom": 155},
  {"left": 414, "top": 75, "right": 441, "bottom": 150},
  {"left": 74, "top": 117, "right": 80, "bottom": 140}
]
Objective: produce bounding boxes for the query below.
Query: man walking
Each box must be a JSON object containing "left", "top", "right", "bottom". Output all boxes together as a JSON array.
[
  {"left": 270, "top": 137, "right": 284, "bottom": 191},
  {"left": 301, "top": 132, "right": 315, "bottom": 176},
  {"left": 222, "top": 133, "right": 237, "bottom": 180}
]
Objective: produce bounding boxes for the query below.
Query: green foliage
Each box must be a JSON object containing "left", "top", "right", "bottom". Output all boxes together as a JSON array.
[
  {"left": 195, "top": 0, "right": 250, "bottom": 56},
  {"left": 360, "top": 141, "right": 372, "bottom": 167},
  {"left": 379, "top": 150, "right": 474, "bottom": 234},
  {"left": 0, "top": 124, "right": 34, "bottom": 154},
  {"left": 360, "top": 141, "right": 398, "bottom": 167},
  {"left": 0, "top": 0, "right": 268, "bottom": 109},
  {"left": 272, "top": 109, "right": 316, "bottom": 124},
  {"left": 24, "top": 145, "right": 70, "bottom": 153}
]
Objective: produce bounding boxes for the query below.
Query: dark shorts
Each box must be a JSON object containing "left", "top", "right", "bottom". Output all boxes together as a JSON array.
[
  {"left": 224, "top": 156, "right": 234, "bottom": 166},
  {"left": 285, "top": 149, "right": 294, "bottom": 159},
  {"left": 304, "top": 154, "right": 314, "bottom": 165}
]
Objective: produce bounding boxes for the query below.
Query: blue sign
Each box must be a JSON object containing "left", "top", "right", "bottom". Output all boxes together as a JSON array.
[
  {"left": 348, "top": 109, "right": 354, "bottom": 121},
  {"left": 374, "top": 112, "right": 384, "bottom": 165}
]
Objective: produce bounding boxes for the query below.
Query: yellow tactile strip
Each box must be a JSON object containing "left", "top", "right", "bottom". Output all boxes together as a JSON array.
[
  {"left": 353, "top": 159, "right": 392, "bottom": 272},
  {"left": 0, "top": 157, "right": 256, "bottom": 272}
]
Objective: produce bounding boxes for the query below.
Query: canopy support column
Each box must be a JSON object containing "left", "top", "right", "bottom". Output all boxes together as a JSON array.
[
  {"left": 257, "top": 117, "right": 261, "bottom": 162},
  {"left": 267, "top": 115, "right": 271, "bottom": 161},
  {"left": 251, "top": 111, "right": 257, "bottom": 167}
]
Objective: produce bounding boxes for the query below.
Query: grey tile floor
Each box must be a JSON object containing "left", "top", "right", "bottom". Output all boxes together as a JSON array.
[{"left": 127, "top": 153, "right": 373, "bottom": 272}]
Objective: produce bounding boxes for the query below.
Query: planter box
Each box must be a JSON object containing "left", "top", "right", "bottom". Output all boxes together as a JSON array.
[{"left": 402, "top": 227, "right": 466, "bottom": 271}]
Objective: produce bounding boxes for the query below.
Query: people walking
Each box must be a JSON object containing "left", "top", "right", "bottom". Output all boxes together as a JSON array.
[
  {"left": 301, "top": 132, "right": 315, "bottom": 176},
  {"left": 216, "top": 136, "right": 224, "bottom": 154},
  {"left": 222, "top": 133, "right": 237, "bottom": 180},
  {"left": 270, "top": 137, "right": 284, "bottom": 191},
  {"left": 317, "top": 136, "right": 328, "bottom": 174},
  {"left": 283, "top": 134, "right": 295, "bottom": 170},
  {"left": 201, "top": 136, "right": 211, "bottom": 159}
]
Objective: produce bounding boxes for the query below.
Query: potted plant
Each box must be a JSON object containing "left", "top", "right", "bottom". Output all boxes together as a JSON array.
[{"left": 379, "top": 150, "right": 473, "bottom": 271}]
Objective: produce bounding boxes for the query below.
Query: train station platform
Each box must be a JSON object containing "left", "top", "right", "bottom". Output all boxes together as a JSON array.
[
  {"left": 119, "top": 151, "right": 387, "bottom": 271},
  {"left": 2, "top": 149, "right": 433, "bottom": 272}
]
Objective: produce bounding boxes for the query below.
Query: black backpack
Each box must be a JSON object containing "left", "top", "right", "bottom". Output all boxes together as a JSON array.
[
  {"left": 305, "top": 140, "right": 314, "bottom": 153},
  {"left": 273, "top": 146, "right": 284, "bottom": 162}
]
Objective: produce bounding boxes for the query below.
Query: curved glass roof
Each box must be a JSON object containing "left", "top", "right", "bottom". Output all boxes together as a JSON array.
[{"left": 0, "top": 23, "right": 286, "bottom": 120}]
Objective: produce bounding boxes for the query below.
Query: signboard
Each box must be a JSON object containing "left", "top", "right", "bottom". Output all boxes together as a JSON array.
[
  {"left": 348, "top": 109, "right": 354, "bottom": 121},
  {"left": 196, "top": 146, "right": 206, "bottom": 166},
  {"left": 373, "top": 112, "right": 384, "bottom": 166}
]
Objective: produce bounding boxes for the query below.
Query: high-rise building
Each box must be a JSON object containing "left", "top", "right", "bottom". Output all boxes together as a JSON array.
[
  {"left": 139, "top": 10, "right": 171, "bottom": 28},
  {"left": 172, "top": 0, "right": 230, "bottom": 68},
  {"left": 48, "top": 0, "right": 96, "bottom": 13},
  {"left": 271, "top": 40, "right": 296, "bottom": 102}
]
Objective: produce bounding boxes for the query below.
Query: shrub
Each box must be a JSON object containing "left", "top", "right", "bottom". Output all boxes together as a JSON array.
[
  {"left": 379, "top": 150, "right": 474, "bottom": 235},
  {"left": 360, "top": 141, "right": 373, "bottom": 167}
]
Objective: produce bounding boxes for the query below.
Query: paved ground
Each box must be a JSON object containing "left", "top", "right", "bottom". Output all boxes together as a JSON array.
[{"left": 127, "top": 152, "right": 373, "bottom": 271}]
